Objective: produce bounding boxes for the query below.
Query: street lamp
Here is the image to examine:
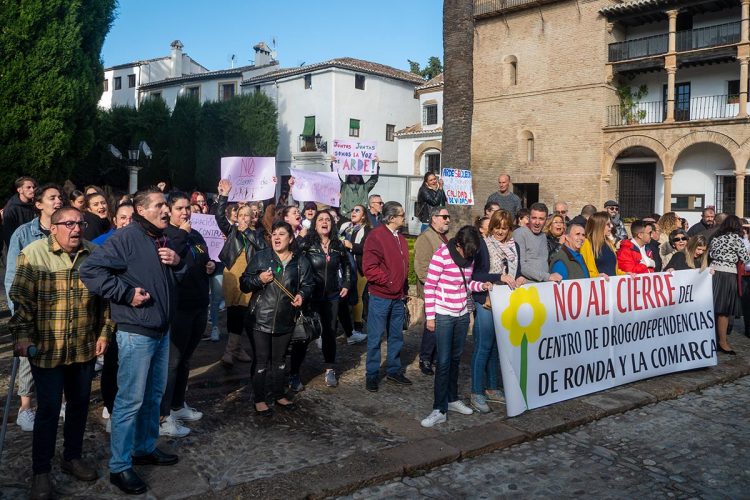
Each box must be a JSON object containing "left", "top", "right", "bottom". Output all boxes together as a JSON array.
[{"left": 127, "top": 145, "right": 141, "bottom": 194}]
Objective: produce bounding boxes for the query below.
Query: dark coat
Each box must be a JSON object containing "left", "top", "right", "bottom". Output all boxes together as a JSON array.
[
  {"left": 416, "top": 185, "right": 447, "bottom": 223},
  {"left": 2, "top": 194, "right": 36, "bottom": 248},
  {"left": 165, "top": 225, "right": 211, "bottom": 309},
  {"left": 214, "top": 195, "right": 266, "bottom": 267},
  {"left": 299, "top": 238, "right": 351, "bottom": 298}
]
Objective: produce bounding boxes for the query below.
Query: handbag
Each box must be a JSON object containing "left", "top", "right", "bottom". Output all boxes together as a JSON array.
[{"left": 272, "top": 263, "right": 322, "bottom": 344}]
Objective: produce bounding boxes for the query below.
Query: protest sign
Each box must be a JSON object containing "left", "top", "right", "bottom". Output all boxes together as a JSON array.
[
  {"left": 489, "top": 270, "right": 716, "bottom": 417},
  {"left": 220, "top": 157, "right": 277, "bottom": 202},
  {"left": 441, "top": 168, "right": 474, "bottom": 205},
  {"left": 289, "top": 168, "right": 341, "bottom": 206},
  {"left": 190, "top": 214, "right": 224, "bottom": 262},
  {"left": 332, "top": 140, "right": 377, "bottom": 175}
]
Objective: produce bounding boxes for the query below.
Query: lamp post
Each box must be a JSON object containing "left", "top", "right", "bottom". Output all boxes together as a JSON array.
[{"left": 127, "top": 145, "right": 141, "bottom": 194}]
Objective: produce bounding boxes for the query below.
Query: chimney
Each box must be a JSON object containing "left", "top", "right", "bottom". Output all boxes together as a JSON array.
[
  {"left": 253, "top": 41, "right": 274, "bottom": 66},
  {"left": 170, "top": 40, "right": 184, "bottom": 77}
]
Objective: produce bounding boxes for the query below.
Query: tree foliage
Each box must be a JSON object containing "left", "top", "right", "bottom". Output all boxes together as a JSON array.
[
  {"left": 0, "top": 0, "right": 117, "bottom": 189},
  {"left": 408, "top": 56, "right": 444, "bottom": 80}
]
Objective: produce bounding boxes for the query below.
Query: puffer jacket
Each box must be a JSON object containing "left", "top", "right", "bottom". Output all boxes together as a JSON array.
[
  {"left": 239, "top": 248, "right": 314, "bottom": 335},
  {"left": 214, "top": 195, "right": 266, "bottom": 267},
  {"left": 299, "top": 238, "right": 351, "bottom": 298}
]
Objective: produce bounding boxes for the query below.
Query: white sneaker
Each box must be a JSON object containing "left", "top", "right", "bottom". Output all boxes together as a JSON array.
[
  {"left": 210, "top": 326, "right": 220, "bottom": 342},
  {"left": 16, "top": 408, "right": 35, "bottom": 431},
  {"left": 347, "top": 331, "right": 367, "bottom": 345},
  {"left": 420, "top": 409, "right": 446, "bottom": 428},
  {"left": 95, "top": 355, "right": 104, "bottom": 372},
  {"left": 105, "top": 418, "right": 111, "bottom": 433},
  {"left": 159, "top": 415, "right": 190, "bottom": 437},
  {"left": 59, "top": 402, "right": 66, "bottom": 421},
  {"left": 447, "top": 400, "right": 474, "bottom": 415},
  {"left": 102, "top": 407, "right": 110, "bottom": 419},
  {"left": 171, "top": 402, "right": 203, "bottom": 422},
  {"left": 315, "top": 336, "right": 323, "bottom": 350}
]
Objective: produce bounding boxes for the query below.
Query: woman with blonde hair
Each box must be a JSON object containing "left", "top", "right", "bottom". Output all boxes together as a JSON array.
[
  {"left": 581, "top": 211, "right": 619, "bottom": 277},
  {"left": 657, "top": 212, "right": 682, "bottom": 253},
  {"left": 544, "top": 212, "right": 566, "bottom": 261},
  {"left": 666, "top": 234, "right": 708, "bottom": 271}
]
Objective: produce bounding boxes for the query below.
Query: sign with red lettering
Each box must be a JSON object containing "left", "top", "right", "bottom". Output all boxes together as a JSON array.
[
  {"left": 489, "top": 270, "right": 716, "bottom": 417},
  {"left": 220, "top": 157, "right": 276, "bottom": 202},
  {"left": 332, "top": 139, "right": 377, "bottom": 175},
  {"left": 441, "top": 167, "right": 473, "bottom": 205}
]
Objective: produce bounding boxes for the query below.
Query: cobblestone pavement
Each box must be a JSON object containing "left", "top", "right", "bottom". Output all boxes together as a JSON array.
[{"left": 343, "top": 376, "right": 750, "bottom": 499}]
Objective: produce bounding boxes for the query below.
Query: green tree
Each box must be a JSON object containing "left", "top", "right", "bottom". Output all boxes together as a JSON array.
[
  {"left": 169, "top": 95, "right": 201, "bottom": 190},
  {"left": 195, "top": 100, "right": 227, "bottom": 192},
  {"left": 407, "top": 56, "right": 443, "bottom": 80},
  {"left": 0, "top": 0, "right": 117, "bottom": 189},
  {"left": 133, "top": 96, "right": 171, "bottom": 188}
]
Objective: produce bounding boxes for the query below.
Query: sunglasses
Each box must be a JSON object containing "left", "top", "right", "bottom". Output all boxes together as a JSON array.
[
  {"left": 607, "top": 206, "right": 619, "bottom": 211},
  {"left": 352, "top": 208, "right": 363, "bottom": 213},
  {"left": 673, "top": 237, "right": 688, "bottom": 242},
  {"left": 54, "top": 221, "right": 89, "bottom": 230},
  {"left": 435, "top": 214, "right": 450, "bottom": 220}
]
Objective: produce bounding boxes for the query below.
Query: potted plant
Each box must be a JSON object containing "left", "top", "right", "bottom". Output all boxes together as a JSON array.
[{"left": 616, "top": 84, "right": 649, "bottom": 124}]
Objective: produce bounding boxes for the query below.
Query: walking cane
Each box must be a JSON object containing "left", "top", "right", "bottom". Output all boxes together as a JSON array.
[{"left": 0, "top": 345, "right": 36, "bottom": 467}]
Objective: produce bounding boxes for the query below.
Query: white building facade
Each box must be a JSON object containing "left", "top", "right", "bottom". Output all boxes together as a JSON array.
[{"left": 396, "top": 74, "right": 443, "bottom": 177}]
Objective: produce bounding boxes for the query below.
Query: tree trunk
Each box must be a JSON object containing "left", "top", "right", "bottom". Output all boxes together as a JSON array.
[{"left": 442, "top": 0, "right": 475, "bottom": 231}]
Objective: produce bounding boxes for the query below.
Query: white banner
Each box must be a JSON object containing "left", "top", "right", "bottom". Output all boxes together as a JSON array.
[
  {"left": 290, "top": 168, "right": 341, "bottom": 207},
  {"left": 490, "top": 270, "right": 717, "bottom": 417},
  {"left": 441, "top": 167, "right": 474, "bottom": 205},
  {"left": 189, "top": 214, "right": 224, "bottom": 262},
  {"left": 220, "top": 156, "right": 277, "bottom": 202}
]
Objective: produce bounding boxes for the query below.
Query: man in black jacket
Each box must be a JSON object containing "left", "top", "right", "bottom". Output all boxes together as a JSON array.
[
  {"left": 2, "top": 176, "right": 37, "bottom": 251},
  {"left": 80, "top": 187, "right": 185, "bottom": 496}
]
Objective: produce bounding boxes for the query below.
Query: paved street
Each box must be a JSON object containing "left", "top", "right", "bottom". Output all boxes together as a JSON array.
[{"left": 344, "top": 376, "right": 750, "bottom": 499}]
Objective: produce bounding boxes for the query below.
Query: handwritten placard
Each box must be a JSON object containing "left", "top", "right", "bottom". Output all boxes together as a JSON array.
[
  {"left": 441, "top": 167, "right": 474, "bottom": 205},
  {"left": 220, "top": 157, "right": 277, "bottom": 202},
  {"left": 290, "top": 168, "right": 341, "bottom": 207},
  {"left": 190, "top": 214, "right": 224, "bottom": 262},
  {"left": 332, "top": 140, "right": 377, "bottom": 175}
]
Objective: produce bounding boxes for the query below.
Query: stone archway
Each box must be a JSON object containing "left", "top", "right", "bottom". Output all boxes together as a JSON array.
[
  {"left": 603, "top": 135, "right": 668, "bottom": 179},
  {"left": 413, "top": 140, "right": 442, "bottom": 176},
  {"left": 667, "top": 130, "right": 740, "bottom": 166}
]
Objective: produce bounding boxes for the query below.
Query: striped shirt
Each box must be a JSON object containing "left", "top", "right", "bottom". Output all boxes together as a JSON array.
[
  {"left": 424, "top": 244, "right": 485, "bottom": 320},
  {"left": 9, "top": 236, "right": 114, "bottom": 368}
]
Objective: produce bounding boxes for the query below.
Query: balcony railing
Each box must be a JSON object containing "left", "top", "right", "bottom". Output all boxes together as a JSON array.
[
  {"left": 676, "top": 21, "right": 741, "bottom": 51},
  {"left": 607, "top": 95, "right": 741, "bottom": 126},
  {"left": 608, "top": 34, "right": 668, "bottom": 62}
]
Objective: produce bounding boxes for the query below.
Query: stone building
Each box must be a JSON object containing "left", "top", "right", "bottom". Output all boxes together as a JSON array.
[{"left": 472, "top": 0, "right": 750, "bottom": 224}]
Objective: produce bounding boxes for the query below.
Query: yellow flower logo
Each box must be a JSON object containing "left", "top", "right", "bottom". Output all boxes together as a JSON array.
[
  {"left": 500, "top": 286, "right": 547, "bottom": 408},
  {"left": 501, "top": 287, "right": 546, "bottom": 346}
]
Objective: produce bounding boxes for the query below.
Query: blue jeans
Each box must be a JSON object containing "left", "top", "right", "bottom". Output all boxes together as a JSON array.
[
  {"left": 109, "top": 330, "right": 170, "bottom": 473},
  {"left": 433, "top": 313, "right": 469, "bottom": 413},
  {"left": 209, "top": 272, "right": 224, "bottom": 326},
  {"left": 366, "top": 294, "right": 405, "bottom": 379},
  {"left": 470, "top": 301, "right": 500, "bottom": 395}
]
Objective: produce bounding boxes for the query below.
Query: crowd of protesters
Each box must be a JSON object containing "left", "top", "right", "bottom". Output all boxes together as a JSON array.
[{"left": 2, "top": 170, "right": 746, "bottom": 498}]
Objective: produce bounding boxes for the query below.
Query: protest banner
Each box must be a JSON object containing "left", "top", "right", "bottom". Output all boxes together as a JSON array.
[
  {"left": 332, "top": 139, "right": 377, "bottom": 175},
  {"left": 220, "top": 157, "right": 277, "bottom": 202},
  {"left": 190, "top": 214, "right": 224, "bottom": 262},
  {"left": 441, "top": 168, "right": 474, "bottom": 205},
  {"left": 289, "top": 168, "right": 341, "bottom": 207},
  {"left": 489, "top": 270, "right": 716, "bottom": 417}
]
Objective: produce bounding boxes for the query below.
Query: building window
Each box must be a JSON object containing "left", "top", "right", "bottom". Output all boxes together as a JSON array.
[
  {"left": 505, "top": 55, "right": 518, "bottom": 86},
  {"left": 728, "top": 80, "right": 740, "bottom": 104},
  {"left": 355, "top": 74, "right": 365, "bottom": 90},
  {"left": 304, "top": 74, "right": 312, "bottom": 89},
  {"left": 423, "top": 104, "right": 438, "bottom": 126},
  {"left": 151, "top": 92, "right": 162, "bottom": 100},
  {"left": 103, "top": 79, "right": 108, "bottom": 92},
  {"left": 349, "top": 118, "right": 360, "bottom": 137},
  {"left": 186, "top": 86, "right": 200, "bottom": 99},
  {"left": 128, "top": 74, "right": 136, "bottom": 88},
  {"left": 521, "top": 131, "right": 535, "bottom": 163},
  {"left": 255, "top": 85, "right": 261, "bottom": 93},
  {"left": 301, "top": 116, "right": 316, "bottom": 151},
  {"left": 386, "top": 124, "right": 395, "bottom": 142},
  {"left": 114, "top": 77, "right": 121, "bottom": 90},
  {"left": 220, "top": 83, "right": 236, "bottom": 101},
  {"left": 426, "top": 152, "right": 441, "bottom": 174}
]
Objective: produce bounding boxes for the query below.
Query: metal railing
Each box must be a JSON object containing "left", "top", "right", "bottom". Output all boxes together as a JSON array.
[
  {"left": 607, "top": 95, "right": 740, "bottom": 126},
  {"left": 676, "top": 21, "right": 741, "bottom": 51},
  {"left": 608, "top": 34, "right": 668, "bottom": 62},
  {"left": 607, "top": 101, "right": 665, "bottom": 126}
]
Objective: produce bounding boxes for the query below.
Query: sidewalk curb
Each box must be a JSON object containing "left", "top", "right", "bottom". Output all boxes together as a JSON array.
[{"left": 208, "top": 355, "right": 750, "bottom": 499}]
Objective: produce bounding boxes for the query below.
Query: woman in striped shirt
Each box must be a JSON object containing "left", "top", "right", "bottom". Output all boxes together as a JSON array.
[{"left": 420, "top": 226, "right": 492, "bottom": 428}]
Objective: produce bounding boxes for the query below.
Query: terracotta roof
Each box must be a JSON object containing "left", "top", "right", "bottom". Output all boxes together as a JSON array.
[
  {"left": 241, "top": 57, "right": 425, "bottom": 86},
  {"left": 600, "top": 0, "right": 669, "bottom": 16},
  {"left": 395, "top": 123, "right": 442, "bottom": 137},
  {"left": 416, "top": 73, "right": 443, "bottom": 92},
  {"left": 139, "top": 62, "right": 279, "bottom": 90}
]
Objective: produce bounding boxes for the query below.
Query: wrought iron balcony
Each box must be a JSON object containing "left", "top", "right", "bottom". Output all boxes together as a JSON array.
[
  {"left": 682, "top": 94, "right": 737, "bottom": 121},
  {"left": 607, "top": 101, "right": 664, "bottom": 126},
  {"left": 676, "top": 21, "right": 741, "bottom": 51},
  {"left": 607, "top": 95, "right": 740, "bottom": 126},
  {"left": 608, "top": 34, "right": 668, "bottom": 63}
]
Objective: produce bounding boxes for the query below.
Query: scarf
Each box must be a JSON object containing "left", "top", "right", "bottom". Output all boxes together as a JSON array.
[{"left": 133, "top": 213, "right": 165, "bottom": 238}]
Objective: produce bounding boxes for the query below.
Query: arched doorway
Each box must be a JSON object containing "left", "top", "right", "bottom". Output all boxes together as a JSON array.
[{"left": 613, "top": 146, "right": 664, "bottom": 218}]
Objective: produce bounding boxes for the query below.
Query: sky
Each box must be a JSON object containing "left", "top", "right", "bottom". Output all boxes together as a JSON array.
[{"left": 102, "top": 1, "right": 443, "bottom": 73}]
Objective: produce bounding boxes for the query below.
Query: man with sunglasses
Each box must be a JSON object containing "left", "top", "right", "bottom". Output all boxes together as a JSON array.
[
  {"left": 414, "top": 207, "right": 451, "bottom": 375},
  {"left": 9, "top": 207, "right": 113, "bottom": 499},
  {"left": 367, "top": 194, "right": 383, "bottom": 228},
  {"left": 604, "top": 200, "right": 628, "bottom": 242}
]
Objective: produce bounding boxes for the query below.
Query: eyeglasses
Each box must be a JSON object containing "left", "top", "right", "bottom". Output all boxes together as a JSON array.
[
  {"left": 435, "top": 214, "right": 450, "bottom": 220},
  {"left": 673, "top": 237, "right": 688, "bottom": 242},
  {"left": 54, "top": 221, "right": 89, "bottom": 230},
  {"left": 557, "top": 210, "right": 567, "bottom": 214},
  {"left": 607, "top": 206, "right": 619, "bottom": 211},
  {"left": 372, "top": 201, "right": 384, "bottom": 205},
  {"left": 352, "top": 208, "right": 363, "bottom": 213}
]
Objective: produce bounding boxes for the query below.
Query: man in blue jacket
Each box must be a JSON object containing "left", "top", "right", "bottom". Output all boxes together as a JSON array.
[{"left": 80, "top": 187, "right": 185, "bottom": 495}]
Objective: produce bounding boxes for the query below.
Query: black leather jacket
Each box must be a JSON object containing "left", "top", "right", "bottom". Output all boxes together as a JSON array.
[
  {"left": 214, "top": 195, "right": 266, "bottom": 267},
  {"left": 239, "top": 248, "right": 314, "bottom": 335},
  {"left": 299, "top": 238, "right": 351, "bottom": 298},
  {"left": 416, "top": 184, "right": 447, "bottom": 223}
]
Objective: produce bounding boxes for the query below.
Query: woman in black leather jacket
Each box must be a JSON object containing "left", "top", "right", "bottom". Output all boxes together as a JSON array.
[
  {"left": 215, "top": 179, "right": 267, "bottom": 367},
  {"left": 240, "top": 221, "right": 314, "bottom": 416},
  {"left": 416, "top": 172, "right": 447, "bottom": 228},
  {"left": 290, "top": 210, "right": 351, "bottom": 390}
]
